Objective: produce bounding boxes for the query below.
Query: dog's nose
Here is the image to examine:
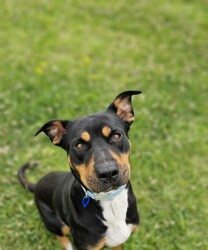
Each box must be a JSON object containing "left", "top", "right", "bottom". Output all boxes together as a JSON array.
[{"left": 97, "top": 165, "right": 119, "bottom": 184}]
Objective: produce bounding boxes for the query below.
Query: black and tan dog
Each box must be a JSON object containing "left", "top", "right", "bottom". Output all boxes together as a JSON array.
[{"left": 18, "top": 90, "right": 141, "bottom": 250}]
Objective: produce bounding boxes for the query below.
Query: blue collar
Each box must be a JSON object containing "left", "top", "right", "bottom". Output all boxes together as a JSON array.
[{"left": 81, "top": 184, "right": 127, "bottom": 208}]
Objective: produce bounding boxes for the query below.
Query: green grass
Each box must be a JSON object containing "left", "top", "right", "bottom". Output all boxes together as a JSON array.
[{"left": 0, "top": 0, "right": 207, "bottom": 249}]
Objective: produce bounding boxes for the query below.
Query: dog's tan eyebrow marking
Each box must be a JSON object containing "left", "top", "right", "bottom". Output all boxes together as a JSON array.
[
  {"left": 102, "top": 126, "right": 112, "bottom": 137},
  {"left": 81, "top": 131, "right": 91, "bottom": 142}
]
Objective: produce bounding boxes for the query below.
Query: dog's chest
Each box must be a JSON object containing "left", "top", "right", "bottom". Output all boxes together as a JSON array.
[{"left": 100, "top": 189, "right": 133, "bottom": 247}]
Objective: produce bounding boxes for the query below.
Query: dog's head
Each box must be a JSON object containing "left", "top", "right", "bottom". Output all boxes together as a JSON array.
[{"left": 35, "top": 90, "right": 141, "bottom": 193}]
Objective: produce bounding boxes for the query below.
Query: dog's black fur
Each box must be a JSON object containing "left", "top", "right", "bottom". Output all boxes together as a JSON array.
[{"left": 18, "top": 90, "right": 141, "bottom": 250}]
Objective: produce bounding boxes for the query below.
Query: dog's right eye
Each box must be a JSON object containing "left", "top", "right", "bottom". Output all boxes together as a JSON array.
[{"left": 110, "top": 132, "right": 122, "bottom": 143}]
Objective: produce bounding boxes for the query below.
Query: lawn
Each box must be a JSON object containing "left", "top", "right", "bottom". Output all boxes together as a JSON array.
[{"left": 0, "top": 0, "right": 207, "bottom": 249}]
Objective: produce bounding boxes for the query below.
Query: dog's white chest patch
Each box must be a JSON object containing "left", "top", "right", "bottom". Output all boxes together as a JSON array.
[{"left": 100, "top": 189, "right": 133, "bottom": 247}]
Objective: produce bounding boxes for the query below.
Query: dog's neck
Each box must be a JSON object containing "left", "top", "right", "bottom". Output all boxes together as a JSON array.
[{"left": 81, "top": 184, "right": 127, "bottom": 207}]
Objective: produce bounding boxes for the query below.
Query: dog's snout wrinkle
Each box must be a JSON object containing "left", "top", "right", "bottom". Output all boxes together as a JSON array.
[
  {"left": 101, "top": 151, "right": 108, "bottom": 164},
  {"left": 94, "top": 148, "right": 113, "bottom": 165}
]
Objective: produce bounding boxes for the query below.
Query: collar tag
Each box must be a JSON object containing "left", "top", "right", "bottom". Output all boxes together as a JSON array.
[{"left": 82, "top": 194, "right": 91, "bottom": 208}]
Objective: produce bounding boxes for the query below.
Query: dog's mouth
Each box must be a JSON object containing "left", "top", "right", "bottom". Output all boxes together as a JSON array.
[
  {"left": 88, "top": 178, "right": 128, "bottom": 193},
  {"left": 94, "top": 183, "right": 126, "bottom": 197},
  {"left": 105, "top": 186, "right": 113, "bottom": 192},
  {"left": 99, "top": 185, "right": 116, "bottom": 193}
]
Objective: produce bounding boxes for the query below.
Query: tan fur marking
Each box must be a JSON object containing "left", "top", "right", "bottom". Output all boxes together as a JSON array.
[
  {"left": 110, "top": 151, "right": 131, "bottom": 180},
  {"left": 56, "top": 235, "right": 71, "bottom": 249},
  {"left": 76, "top": 158, "right": 95, "bottom": 190},
  {"left": 113, "top": 245, "right": 123, "bottom": 250},
  {"left": 89, "top": 237, "right": 106, "bottom": 250},
  {"left": 61, "top": 225, "right": 70, "bottom": 235},
  {"left": 110, "top": 151, "right": 130, "bottom": 167},
  {"left": 81, "top": 131, "right": 91, "bottom": 142},
  {"left": 102, "top": 126, "right": 112, "bottom": 137}
]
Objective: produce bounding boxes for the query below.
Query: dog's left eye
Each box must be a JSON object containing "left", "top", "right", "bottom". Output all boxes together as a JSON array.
[
  {"left": 74, "top": 143, "right": 85, "bottom": 150},
  {"left": 110, "top": 133, "right": 122, "bottom": 143}
]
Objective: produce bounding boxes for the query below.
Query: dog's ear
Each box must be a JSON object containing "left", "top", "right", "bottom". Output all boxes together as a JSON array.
[
  {"left": 107, "top": 90, "right": 141, "bottom": 125},
  {"left": 35, "top": 120, "right": 70, "bottom": 147}
]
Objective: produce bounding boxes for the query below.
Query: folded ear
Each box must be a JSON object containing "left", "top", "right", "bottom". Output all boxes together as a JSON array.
[
  {"left": 107, "top": 90, "right": 142, "bottom": 124},
  {"left": 35, "top": 120, "right": 70, "bottom": 146}
]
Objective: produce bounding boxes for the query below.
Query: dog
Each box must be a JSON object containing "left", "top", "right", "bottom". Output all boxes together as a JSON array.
[{"left": 18, "top": 90, "right": 141, "bottom": 250}]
